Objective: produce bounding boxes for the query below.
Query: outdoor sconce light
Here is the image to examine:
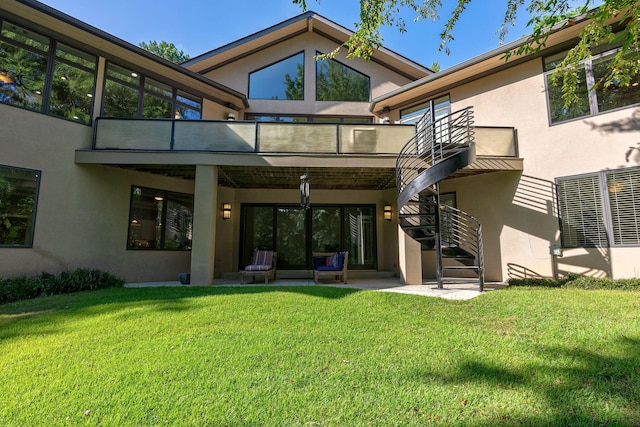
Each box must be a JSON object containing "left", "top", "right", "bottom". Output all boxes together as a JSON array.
[
  {"left": 226, "top": 112, "right": 236, "bottom": 120},
  {"left": 381, "top": 116, "right": 390, "bottom": 124},
  {"left": 383, "top": 205, "right": 392, "bottom": 221},
  {"left": 223, "top": 203, "right": 232, "bottom": 219}
]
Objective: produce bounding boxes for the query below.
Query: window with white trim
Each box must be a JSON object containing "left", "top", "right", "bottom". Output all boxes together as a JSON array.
[{"left": 556, "top": 167, "right": 640, "bottom": 247}]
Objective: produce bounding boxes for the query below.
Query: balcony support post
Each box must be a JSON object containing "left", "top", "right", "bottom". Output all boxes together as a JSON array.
[{"left": 190, "top": 165, "right": 219, "bottom": 285}]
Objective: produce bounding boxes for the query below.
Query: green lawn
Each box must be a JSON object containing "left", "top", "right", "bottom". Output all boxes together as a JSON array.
[{"left": 1, "top": 285, "right": 639, "bottom": 426}]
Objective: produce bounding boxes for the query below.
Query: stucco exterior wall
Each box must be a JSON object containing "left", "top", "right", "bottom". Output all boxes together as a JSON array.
[
  {"left": 1, "top": 104, "right": 194, "bottom": 282},
  {"left": 420, "top": 58, "right": 640, "bottom": 280}
]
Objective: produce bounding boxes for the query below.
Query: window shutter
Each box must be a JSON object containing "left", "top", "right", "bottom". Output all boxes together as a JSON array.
[
  {"left": 606, "top": 168, "right": 640, "bottom": 245},
  {"left": 557, "top": 174, "right": 608, "bottom": 247}
]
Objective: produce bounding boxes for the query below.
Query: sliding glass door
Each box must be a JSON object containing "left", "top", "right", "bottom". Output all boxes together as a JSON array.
[{"left": 240, "top": 204, "right": 376, "bottom": 270}]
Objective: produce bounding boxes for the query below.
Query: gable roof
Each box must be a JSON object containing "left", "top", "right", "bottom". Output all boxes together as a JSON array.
[{"left": 184, "top": 11, "right": 431, "bottom": 81}]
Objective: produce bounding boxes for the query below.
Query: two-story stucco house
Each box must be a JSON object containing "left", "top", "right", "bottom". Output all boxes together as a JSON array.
[{"left": 1, "top": 0, "right": 638, "bottom": 286}]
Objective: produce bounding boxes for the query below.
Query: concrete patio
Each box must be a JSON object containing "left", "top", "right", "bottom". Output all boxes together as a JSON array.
[{"left": 125, "top": 275, "right": 507, "bottom": 300}]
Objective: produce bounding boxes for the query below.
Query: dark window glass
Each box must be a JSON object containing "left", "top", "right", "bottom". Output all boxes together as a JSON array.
[
  {"left": 0, "top": 35, "right": 48, "bottom": 111},
  {"left": 0, "top": 22, "right": 49, "bottom": 111},
  {"left": 240, "top": 206, "right": 274, "bottom": 267},
  {"left": 546, "top": 66, "right": 590, "bottom": 123},
  {"left": 545, "top": 47, "right": 640, "bottom": 123},
  {"left": 50, "top": 47, "right": 96, "bottom": 123},
  {"left": 316, "top": 56, "right": 370, "bottom": 102},
  {"left": 0, "top": 165, "right": 40, "bottom": 247},
  {"left": 1, "top": 22, "right": 49, "bottom": 52},
  {"left": 175, "top": 90, "right": 201, "bottom": 119},
  {"left": 56, "top": 43, "right": 96, "bottom": 70},
  {"left": 312, "top": 207, "right": 341, "bottom": 253},
  {"left": 103, "top": 78, "right": 139, "bottom": 118},
  {"left": 103, "top": 63, "right": 140, "bottom": 118},
  {"left": 246, "top": 114, "right": 306, "bottom": 122},
  {"left": 249, "top": 52, "right": 304, "bottom": 100},
  {"left": 245, "top": 114, "right": 372, "bottom": 123},
  {"left": 276, "top": 207, "right": 307, "bottom": 267},
  {"left": 103, "top": 63, "right": 202, "bottom": 119},
  {"left": 0, "top": 22, "right": 97, "bottom": 122},
  {"left": 128, "top": 186, "right": 193, "bottom": 250},
  {"left": 593, "top": 55, "right": 640, "bottom": 113}
]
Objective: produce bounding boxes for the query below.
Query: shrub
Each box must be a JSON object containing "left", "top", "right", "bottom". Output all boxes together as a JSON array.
[
  {"left": 508, "top": 273, "right": 640, "bottom": 291},
  {"left": 0, "top": 268, "right": 124, "bottom": 304}
]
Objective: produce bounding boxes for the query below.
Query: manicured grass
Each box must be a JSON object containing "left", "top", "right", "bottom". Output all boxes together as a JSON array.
[{"left": 1, "top": 285, "right": 639, "bottom": 426}]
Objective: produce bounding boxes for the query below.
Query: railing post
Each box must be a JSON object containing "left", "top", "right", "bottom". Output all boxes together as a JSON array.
[
  {"left": 433, "top": 184, "right": 444, "bottom": 289},
  {"left": 477, "top": 226, "right": 484, "bottom": 292},
  {"left": 170, "top": 119, "right": 176, "bottom": 151}
]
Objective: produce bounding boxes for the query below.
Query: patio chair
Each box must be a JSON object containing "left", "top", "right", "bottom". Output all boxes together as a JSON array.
[
  {"left": 313, "top": 251, "right": 348, "bottom": 284},
  {"left": 240, "top": 250, "right": 277, "bottom": 284}
]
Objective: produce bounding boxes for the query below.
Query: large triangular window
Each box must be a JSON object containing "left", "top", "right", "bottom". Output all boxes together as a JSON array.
[
  {"left": 248, "top": 52, "right": 304, "bottom": 100},
  {"left": 316, "top": 53, "right": 370, "bottom": 102}
]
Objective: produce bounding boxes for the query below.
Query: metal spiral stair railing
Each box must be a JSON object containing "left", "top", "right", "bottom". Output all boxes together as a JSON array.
[{"left": 396, "top": 107, "right": 485, "bottom": 291}]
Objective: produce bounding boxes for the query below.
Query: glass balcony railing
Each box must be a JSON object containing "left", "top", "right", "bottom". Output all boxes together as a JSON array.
[{"left": 92, "top": 118, "right": 518, "bottom": 157}]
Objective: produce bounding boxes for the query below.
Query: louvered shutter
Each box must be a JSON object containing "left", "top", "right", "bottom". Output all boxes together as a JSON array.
[
  {"left": 606, "top": 168, "right": 640, "bottom": 245},
  {"left": 556, "top": 174, "right": 608, "bottom": 247}
]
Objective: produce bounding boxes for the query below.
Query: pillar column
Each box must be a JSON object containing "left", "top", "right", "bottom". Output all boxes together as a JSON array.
[
  {"left": 190, "top": 165, "right": 218, "bottom": 285},
  {"left": 398, "top": 225, "right": 423, "bottom": 285}
]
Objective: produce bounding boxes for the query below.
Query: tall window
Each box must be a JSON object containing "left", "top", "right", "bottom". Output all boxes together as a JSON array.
[
  {"left": 0, "top": 165, "right": 40, "bottom": 247},
  {"left": 556, "top": 167, "right": 640, "bottom": 247},
  {"left": 0, "top": 20, "right": 97, "bottom": 123},
  {"left": 127, "top": 186, "right": 193, "bottom": 250},
  {"left": 316, "top": 54, "right": 369, "bottom": 102},
  {"left": 545, "top": 48, "right": 640, "bottom": 124},
  {"left": 248, "top": 52, "right": 304, "bottom": 100},
  {"left": 102, "top": 62, "right": 202, "bottom": 119}
]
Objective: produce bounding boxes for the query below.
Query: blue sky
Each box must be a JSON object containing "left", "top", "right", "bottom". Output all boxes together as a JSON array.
[{"left": 39, "top": 0, "right": 589, "bottom": 70}]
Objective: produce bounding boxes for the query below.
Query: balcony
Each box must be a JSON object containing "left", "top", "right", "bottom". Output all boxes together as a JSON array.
[{"left": 92, "top": 118, "right": 519, "bottom": 157}]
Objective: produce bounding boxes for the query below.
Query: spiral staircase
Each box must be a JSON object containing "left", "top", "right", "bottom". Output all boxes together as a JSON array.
[{"left": 396, "top": 107, "right": 485, "bottom": 291}]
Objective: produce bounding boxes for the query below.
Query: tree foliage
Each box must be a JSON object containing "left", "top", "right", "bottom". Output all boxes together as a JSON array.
[
  {"left": 139, "top": 40, "right": 190, "bottom": 64},
  {"left": 294, "top": 1, "right": 640, "bottom": 107}
]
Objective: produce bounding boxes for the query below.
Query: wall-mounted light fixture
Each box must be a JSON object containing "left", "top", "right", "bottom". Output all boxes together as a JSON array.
[
  {"left": 226, "top": 112, "right": 236, "bottom": 120},
  {"left": 223, "top": 203, "right": 232, "bottom": 219},
  {"left": 383, "top": 205, "right": 392, "bottom": 221}
]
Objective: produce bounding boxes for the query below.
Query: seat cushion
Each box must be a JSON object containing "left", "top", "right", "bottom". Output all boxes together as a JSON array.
[
  {"left": 245, "top": 264, "right": 272, "bottom": 271},
  {"left": 313, "top": 256, "right": 326, "bottom": 269},
  {"left": 251, "top": 250, "right": 273, "bottom": 267},
  {"left": 330, "top": 252, "right": 345, "bottom": 269},
  {"left": 316, "top": 265, "right": 342, "bottom": 272}
]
